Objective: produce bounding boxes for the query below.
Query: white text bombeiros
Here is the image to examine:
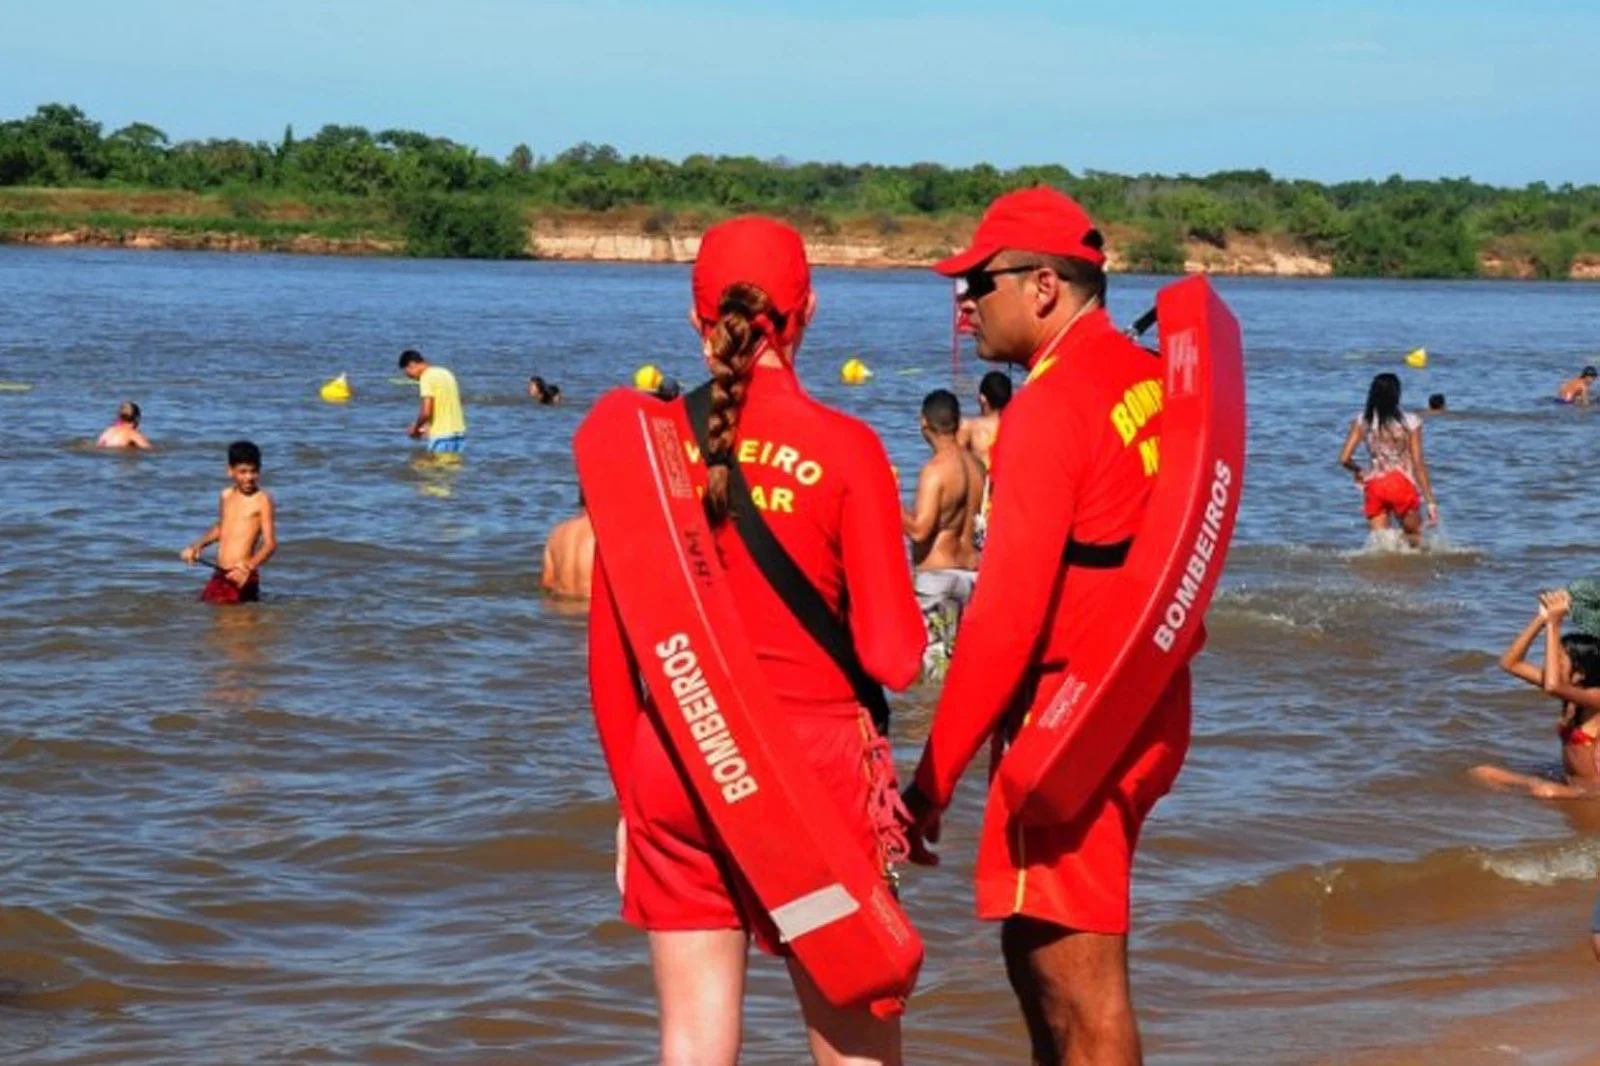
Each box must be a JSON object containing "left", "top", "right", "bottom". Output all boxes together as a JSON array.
[
  {"left": 1153, "top": 459, "right": 1234, "bottom": 652},
  {"left": 654, "top": 633, "right": 760, "bottom": 804}
]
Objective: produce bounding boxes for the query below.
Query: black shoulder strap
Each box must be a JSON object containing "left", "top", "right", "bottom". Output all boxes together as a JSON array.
[
  {"left": 1063, "top": 537, "right": 1132, "bottom": 569},
  {"left": 684, "top": 383, "right": 893, "bottom": 735}
]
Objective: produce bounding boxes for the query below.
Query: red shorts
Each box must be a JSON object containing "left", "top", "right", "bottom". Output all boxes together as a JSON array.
[
  {"left": 202, "top": 571, "right": 259, "bottom": 604},
  {"left": 975, "top": 667, "right": 1191, "bottom": 934},
  {"left": 1362, "top": 471, "right": 1419, "bottom": 519},
  {"left": 620, "top": 704, "right": 892, "bottom": 954}
]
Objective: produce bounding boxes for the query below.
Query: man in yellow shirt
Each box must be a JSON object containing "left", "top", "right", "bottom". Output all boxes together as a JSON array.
[{"left": 400, "top": 349, "right": 466, "bottom": 453}]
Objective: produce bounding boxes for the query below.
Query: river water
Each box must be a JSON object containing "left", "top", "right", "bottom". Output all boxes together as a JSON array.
[{"left": 2, "top": 247, "right": 1599, "bottom": 1065}]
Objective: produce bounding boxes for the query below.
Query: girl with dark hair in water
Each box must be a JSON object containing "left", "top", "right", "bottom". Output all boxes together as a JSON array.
[
  {"left": 96, "top": 401, "right": 152, "bottom": 449},
  {"left": 527, "top": 376, "right": 561, "bottom": 404},
  {"left": 1337, "top": 372, "right": 1438, "bottom": 547},
  {"left": 1472, "top": 588, "right": 1600, "bottom": 799}
]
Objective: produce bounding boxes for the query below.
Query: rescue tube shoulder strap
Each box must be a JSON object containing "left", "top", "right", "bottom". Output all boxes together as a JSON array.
[
  {"left": 685, "top": 383, "right": 893, "bottom": 736},
  {"left": 1064, "top": 537, "right": 1132, "bottom": 568}
]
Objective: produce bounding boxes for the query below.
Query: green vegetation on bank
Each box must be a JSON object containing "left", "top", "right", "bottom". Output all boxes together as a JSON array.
[{"left": 2, "top": 103, "right": 1597, "bottom": 276}]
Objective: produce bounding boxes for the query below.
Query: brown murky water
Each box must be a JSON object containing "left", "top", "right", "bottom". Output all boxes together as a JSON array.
[{"left": 3, "top": 247, "right": 1600, "bottom": 1064}]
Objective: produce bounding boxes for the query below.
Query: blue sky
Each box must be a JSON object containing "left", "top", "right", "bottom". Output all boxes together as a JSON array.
[{"left": 1, "top": 0, "right": 1593, "bottom": 186}]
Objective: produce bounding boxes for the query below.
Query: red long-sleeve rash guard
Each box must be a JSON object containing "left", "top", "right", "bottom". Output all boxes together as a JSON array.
[
  {"left": 588, "top": 363, "right": 925, "bottom": 796},
  {"left": 914, "top": 309, "right": 1165, "bottom": 810}
]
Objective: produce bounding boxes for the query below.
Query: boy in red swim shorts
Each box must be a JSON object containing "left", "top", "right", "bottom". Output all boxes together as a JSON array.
[{"left": 181, "top": 440, "right": 276, "bottom": 604}]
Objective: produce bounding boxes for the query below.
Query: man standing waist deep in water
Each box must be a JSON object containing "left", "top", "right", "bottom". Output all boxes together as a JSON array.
[
  {"left": 903, "top": 388, "right": 984, "bottom": 678},
  {"left": 903, "top": 187, "right": 1194, "bottom": 1066},
  {"left": 400, "top": 349, "right": 467, "bottom": 453}
]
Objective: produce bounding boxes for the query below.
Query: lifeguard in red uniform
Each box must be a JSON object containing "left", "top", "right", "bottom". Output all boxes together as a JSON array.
[
  {"left": 587, "top": 216, "right": 924, "bottom": 1066},
  {"left": 904, "top": 188, "right": 1195, "bottom": 1066}
]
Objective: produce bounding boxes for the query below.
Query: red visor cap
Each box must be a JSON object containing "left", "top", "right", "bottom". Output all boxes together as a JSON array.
[
  {"left": 692, "top": 216, "right": 812, "bottom": 343},
  {"left": 933, "top": 186, "right": 1106, "bottom": 276}
]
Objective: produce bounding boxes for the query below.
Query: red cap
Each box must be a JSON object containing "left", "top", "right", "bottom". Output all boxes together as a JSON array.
[
  {"left": 932, "top": 186, "right": 1105, "bottom": 276},
  {"left": 692, "top": 216, "right": 811, "bottom": 343}
]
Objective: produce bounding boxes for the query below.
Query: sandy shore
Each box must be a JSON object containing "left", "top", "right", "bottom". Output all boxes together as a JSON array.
[{"left": 4, "top": 210, "right": 1596, "bottom": 279}]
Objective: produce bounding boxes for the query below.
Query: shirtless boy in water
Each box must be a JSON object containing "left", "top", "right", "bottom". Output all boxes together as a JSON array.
[
  {"left": 957, "top": 370, "right": 1011, "bottom": 468},
  {"left": 1558, "top": 366, "right": 1597, "bottom": 405},
  {"left": 541, "top": 493, "right": 594, "bottom": 600},
  {"left": 904, "top": 389, "right": 985, "bottom": 676},
  {"left": 958, "top": 371, "right": 1010, "bottom": 550},
  {"left": 181, "top": 440, "right": 277, "bottom": 604},
  {"left": 96, "top": 401, "right": 152, "bottom": 449}
]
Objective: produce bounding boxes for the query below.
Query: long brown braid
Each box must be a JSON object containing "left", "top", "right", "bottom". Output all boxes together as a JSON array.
[{"left": 702, "top": 281, "right": 786, "bottom": 525}]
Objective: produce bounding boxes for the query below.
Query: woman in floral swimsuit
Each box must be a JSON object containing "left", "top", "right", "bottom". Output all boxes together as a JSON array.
[{"left": 1338, "top": 372, "right": 1439, "bottom": 547}]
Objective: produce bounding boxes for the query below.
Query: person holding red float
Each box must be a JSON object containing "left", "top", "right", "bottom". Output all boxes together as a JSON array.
[
  {"left": 586, "top": 216, "right": 924, "bottom": 1066},
  {"left": 904, "top": 188, "right": 1195, "bottom": 1066}
]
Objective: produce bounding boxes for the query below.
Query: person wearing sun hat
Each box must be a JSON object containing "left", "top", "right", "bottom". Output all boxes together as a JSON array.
[
  {"left": 585, "top": 216, "right": 925, "bottom": 1065},
  {"left": 901, "top": 186, "right": 1194, "bottom": 1065},
  {"left": 1566, "top": 578, "right": 1600, "bottom": 638}
]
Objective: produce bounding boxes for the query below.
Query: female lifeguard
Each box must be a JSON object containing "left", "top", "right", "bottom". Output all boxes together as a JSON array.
[{"left": 586, "top": 217, "right": 924, "bottom": 1066}]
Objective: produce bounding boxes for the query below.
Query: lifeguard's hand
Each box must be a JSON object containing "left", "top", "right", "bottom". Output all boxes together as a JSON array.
[
  {"left": 226, "top": 565, "right": 253, "bottom": 587},
  {"left": 1425, "top": 502, "right": 1439, "bottom": 526},
  {"left": 615, "top": 819, "right": 627, "bottom": 894},
  {"left": 180, "top": 545, "right": 198, "bottom": 565},
  {"left": 900, "top": 784, "right": 942, "bottom": 867}
]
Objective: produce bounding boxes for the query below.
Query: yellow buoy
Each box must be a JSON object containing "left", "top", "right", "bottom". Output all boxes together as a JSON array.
[
  {"left": 633, "top": 364, "right": 664, "bottom": 392},
  {"left": 840, "top": 358, "right": 874, "bottom": 385},
  {"left": 1405, "top": 348, "right": 1427, "bottom": 369},
  {"left": 320, "top": 373, "right": 352, "bottom": 403}
]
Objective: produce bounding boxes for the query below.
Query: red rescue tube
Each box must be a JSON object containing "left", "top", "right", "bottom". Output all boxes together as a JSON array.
[
  {"left": 997, "top": 276, "right": 1246, "bottom": 826},
  {"left": 576, "top": 389, "right": 923, "bottom": 1010}
]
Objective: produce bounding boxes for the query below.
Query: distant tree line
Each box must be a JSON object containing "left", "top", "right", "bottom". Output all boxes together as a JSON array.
[{"left": 2, "top": 104, "right": 1596, "bottom": 275}]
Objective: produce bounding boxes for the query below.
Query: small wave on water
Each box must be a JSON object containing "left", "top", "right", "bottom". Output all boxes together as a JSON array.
[
  {"left": 1477, "top": 836, "right": 1600, "bottom": 886},
  {"left": 1206, "top": 838, "right": 1600, "bottom": 947},
  {"left": 1346, "top": 526, "right": 1483, "bottom": 561},
  {"left": 1209, "top": 580, "right": 1441, "bottom": 645},
  {"left": 1226, "top": 534, "right": 1484, "bottom": 572}
]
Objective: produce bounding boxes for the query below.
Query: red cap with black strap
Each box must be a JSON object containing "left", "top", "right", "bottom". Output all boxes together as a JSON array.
[{"left": 933, "top": 186, "right": 1106, "bottom": 276}]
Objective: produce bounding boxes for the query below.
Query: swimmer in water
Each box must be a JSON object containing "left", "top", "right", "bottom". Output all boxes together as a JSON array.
[
  {"left": 1471, "top": 588, "right": 1600, "bottom": 799},
  {"left": 541, "top": 491, "right": 594, "bottom": 600},
  {"left": 904, "top": 389, "right": 984, "bottom": 678},
  {"left": 96, "top": 401, "right": 152, "bottom": 449},
  {"left": 958, "top": 371, "right": 1010, "bottom": 551},
  {"left": 528, "top": 376, "right": 563, "bottom": 405},
  {"left": 957, "top": 370, "right": 1011, "bottom": 469},
  {"left": 1558, "top": 366, "right": 1597, "bottom": 405},
  {"left": 1422, "top": 393, "right": 1447, "bottom": 416},
  {"left": 180, "top": 440, "right": 276, "bottom": 604},
  {"left": 1338, "top": 372, "right": 1438, "bottom": 548}
]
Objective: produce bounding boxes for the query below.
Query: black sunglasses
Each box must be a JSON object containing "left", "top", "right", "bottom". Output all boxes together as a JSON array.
[{"left": 956, "top": 263, "right": 1044, "bottom": 301}]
